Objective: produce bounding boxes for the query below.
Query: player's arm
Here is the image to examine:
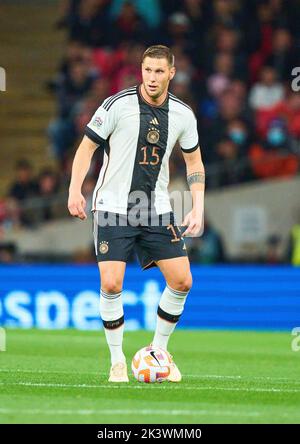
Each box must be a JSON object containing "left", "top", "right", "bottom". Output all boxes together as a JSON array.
[
  {"left": 181, "top": 146, "right": 205, "bottom": 237},
  {"left": 68, "top": 96, "right": 117, "bottom": 220},
  {"left": 68, "top": 135, "right": 98, "bottom": 220}
]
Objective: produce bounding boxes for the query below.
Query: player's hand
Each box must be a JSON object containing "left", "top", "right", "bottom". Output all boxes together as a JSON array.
[
  {"left": 181, "top": 210, "right": 203, "bottom": 237},
  {"left": 68, "top": 191, "right": 87, "bottom": 220}
]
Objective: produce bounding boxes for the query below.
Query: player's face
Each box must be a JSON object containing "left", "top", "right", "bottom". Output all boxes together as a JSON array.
[{"left": 142, "top": 57, "right": 175, "bottom": 100}]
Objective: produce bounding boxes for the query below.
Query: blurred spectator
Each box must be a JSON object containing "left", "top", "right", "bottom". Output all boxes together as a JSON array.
[
  {"left": 247, "top": 2, "right": 276, "bottom": 82},
  {"left": 92, "top": 46, "right": 124, "bottom": 78},
  {"left": 109, "top": 2, "right": 150, "bottom": 47},
  {"left": 182, "top": 0, "right": 207, "bottom": 39},
  {"left": 0, "top": 199, "right": 19, "bottom": 230},
  {"left": 229, "top": 79, "right": 248, "bottom": 103},
  {"left": 203, "top": 87, "right": 249, "bottom": 165},
  {"left": 68, "top": 0, "right": 111, "bottom": 47},
  {"left": 218, "top": 88, "right": 246, "bottom": 123},
  {"left": 163, "top": 11, "right": 200, "bottom": 62},
  {"left": 8, "top": 160, "right": 38, "bottom": 202},
  {"left": 110, "top": 42, "right": 144, "bottom": 93},
  {"left": 74, "top": 93, "right": 103, "bottom": 135},
  {"left": 265, "top": 28, "right": 296, "bottom": 81},
  {"left": 216, "top": 26, "right": 239, "bottom": 53},
  {"left": 249, "top": 65, "right": 284, "bottom": 111},
  {"left": 167, "top": 11, "right": 191, "bottom": 43},
  {"left": 7, "top": 160, "right": 38, "bottom": 227},
  {"left": 48, "top": 59, "right": 99, "bottom": 161},
  {"left": 249, "top": 119, "right": 299, "bottom": 180},
  {"left": 49, "top": 40, "right": 90, "bottom": 83},
  {"left": 188, "top": 218, "right": 225, "bottom": 264},
  {"left": 171, "top": 51, "right": 194, "bottom": 89},
  {"left": 206, "top": 26, "right": 247, "bottom": 80},
  {"left": 74, "top": 77, "right": 110, "bottom": 134},
  {"left": 171, "top": 82, "right": 197, "bottom": 112},
  {"left": 213, "top": 137, "right": 252, "bottom": 187},
  {"left": 275, "top": 93, "right": 300, "bottom": 144},
  {"left": 0, "top": 243, "right": 18, "bottom": 264},
  {"left": 169, "top": 50, "right": 198, "bottom": 110},
  {"left": 109, "top": 0, "right": 162, "bottom": 29},
  {"left": 211, "top": 0, "right": 245, "bottom": 29},
  {"left": 226, "top": 118, "right": 252, "bottom": 157},
  {"left": 255, "top": 91, "right": 300, "bottom": 142},
  {"left": 35, "top": 169, "right": 63, "bottom": 222},
  {"left": 53, "top": 59, "right": 98, "bottom": 119},
  {"left": 206, "top": 52, "right": 233, "bottom": 99}
]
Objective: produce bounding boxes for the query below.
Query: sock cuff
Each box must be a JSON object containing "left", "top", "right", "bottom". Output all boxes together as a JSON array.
[
  {"left": 103, "top": 315, "right": 124, "bottom": 330},
  {"left": 157, "top": 305, "right": 181, "bottom": 324},
  {"left": 100, "top": 289, "right": 122, "bottom": 300},
  {"left": 166, "top": 284, "right": 189, "bottom": 297},
  {"left": 100, "top": 289, "right": 124, "bottom": 322}
]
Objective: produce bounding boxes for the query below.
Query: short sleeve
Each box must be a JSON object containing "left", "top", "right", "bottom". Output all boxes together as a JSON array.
[
  {"left": 179, "top": 110, "right": 199, "bottom": 153},
  {"left": 85, "top": 99, "right": 118, "bottom": 144}
]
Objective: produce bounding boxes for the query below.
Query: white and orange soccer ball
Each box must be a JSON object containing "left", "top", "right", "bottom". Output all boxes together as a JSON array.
[{"left": 131, "top": 345, "right": 172, "bottom": 383}]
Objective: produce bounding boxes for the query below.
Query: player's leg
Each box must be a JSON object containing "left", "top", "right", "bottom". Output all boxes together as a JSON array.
[
  {"left": 153, "top": 256, "right": 192, "bottom": 382},
  {"left": 99, "top": 261, "right": 126, "bottom": 361},
  {"left": 136, "top": 214, "right": 192, "bottom": 382},
  {"left": 154, "top": 256, "right": 192, "bottom": 352},
  {"left": 136, "top": 213, "right": 191, "bottom": 352},
  {"left": 94, "top": 210, "right": 136, "bottom": 382}
]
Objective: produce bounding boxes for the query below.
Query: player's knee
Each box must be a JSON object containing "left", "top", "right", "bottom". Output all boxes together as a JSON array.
[
  {"left": 101, "top": 279, "right": 123, "bottom": 295},
  {"left": 172, "top": 273, "right": 193, "bottom": 293}
]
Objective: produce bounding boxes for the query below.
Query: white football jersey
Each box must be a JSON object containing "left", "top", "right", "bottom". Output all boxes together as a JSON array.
[{"left": 85, "top": 85, "right": 199, "bottom": 215}]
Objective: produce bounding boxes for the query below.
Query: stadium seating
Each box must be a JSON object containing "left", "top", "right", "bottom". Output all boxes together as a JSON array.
[{"left": 0, "top": 2, "right": 64, "bottom": 195}]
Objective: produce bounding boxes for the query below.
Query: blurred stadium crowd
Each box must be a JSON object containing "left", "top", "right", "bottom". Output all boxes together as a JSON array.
[{"left": 1, "top": 0, "right": 300, "bottom": 264}]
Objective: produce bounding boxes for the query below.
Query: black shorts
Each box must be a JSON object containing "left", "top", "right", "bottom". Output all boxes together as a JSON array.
[{"left": 93, "top": 211, "right": 188, "bottom": 270}]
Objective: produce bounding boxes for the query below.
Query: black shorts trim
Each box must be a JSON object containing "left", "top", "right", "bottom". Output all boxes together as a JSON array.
[{"left": 142, "top": 260, "right": 156, "bottom": 270}]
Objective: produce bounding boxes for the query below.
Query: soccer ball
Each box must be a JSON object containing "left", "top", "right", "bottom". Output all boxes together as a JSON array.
[{"left": 131, "top": 345, "right": 171, "bottom": 383}]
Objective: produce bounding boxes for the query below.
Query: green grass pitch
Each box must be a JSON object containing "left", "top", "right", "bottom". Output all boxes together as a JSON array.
[{"left": 0, "top": 329, "right": 300, "bottom": 424}]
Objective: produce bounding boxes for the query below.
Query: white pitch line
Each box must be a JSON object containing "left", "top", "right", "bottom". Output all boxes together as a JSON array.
[
  {"left": 0, "top": 369, "right": 299, "bottom": 383},
  {"left": 0, "top": 381, "right": 300, "bottom": 393},
  {"left": 0, "top": 407, "right": 261, "bottom": 417},
  {"left": 1, "top": 368, "right": 109, "bottom": 375}
]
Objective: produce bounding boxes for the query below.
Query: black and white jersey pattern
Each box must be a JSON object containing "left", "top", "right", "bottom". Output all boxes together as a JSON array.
[{"left": 85, "top": 85, "right": 199, "bottom": 214}]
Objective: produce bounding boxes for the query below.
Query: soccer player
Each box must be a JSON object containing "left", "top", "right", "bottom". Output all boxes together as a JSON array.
[{"left": 68, "top": 45, "right": 205, "bottom": 382}]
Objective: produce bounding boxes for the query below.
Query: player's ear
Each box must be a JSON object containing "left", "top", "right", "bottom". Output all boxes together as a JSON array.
[{"left": 169, "top": 67, "right": 176, "bottom": 80}]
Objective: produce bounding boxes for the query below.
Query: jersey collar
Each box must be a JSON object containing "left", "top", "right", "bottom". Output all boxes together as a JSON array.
[{"left": 137, "top": 84, "right": 169, "bottom": 109}]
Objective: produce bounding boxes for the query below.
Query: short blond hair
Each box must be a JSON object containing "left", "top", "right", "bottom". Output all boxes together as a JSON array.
[{"left": 142, "top": 45, "right": 175, "bottom": 67}]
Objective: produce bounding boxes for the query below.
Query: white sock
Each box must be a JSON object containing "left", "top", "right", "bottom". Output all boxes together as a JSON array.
[
  {"left": 100, "top": 288, "right": 126, "bottom": 366},
  {"left": 152, "top": 284, "right": 189, "bottom": 351}
]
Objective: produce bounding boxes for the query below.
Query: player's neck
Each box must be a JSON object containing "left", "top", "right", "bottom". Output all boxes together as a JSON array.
[{"left": 140, "top": 84, "right": 168, "bottom": 107}]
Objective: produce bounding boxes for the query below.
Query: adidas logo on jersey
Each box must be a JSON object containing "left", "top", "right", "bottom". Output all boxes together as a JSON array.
[{"left": 149, "top": 117, "right": 159, "bottom": 126}]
